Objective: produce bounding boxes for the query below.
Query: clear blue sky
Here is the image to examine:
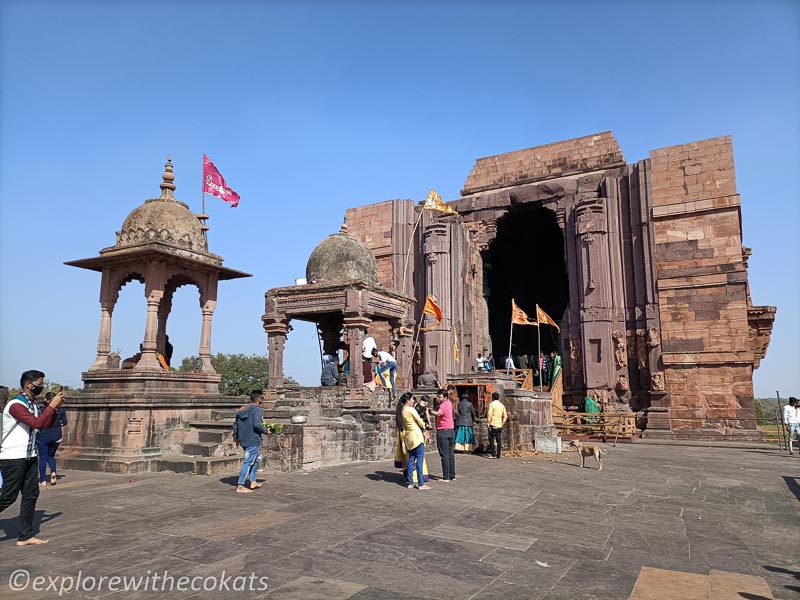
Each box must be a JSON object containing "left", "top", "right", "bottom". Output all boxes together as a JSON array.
[{"left": 1, "top": 1, "right": 797, "bottom": 398}]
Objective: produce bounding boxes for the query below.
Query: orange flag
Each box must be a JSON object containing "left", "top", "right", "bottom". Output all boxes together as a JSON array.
[
  {"left": 420, "top": 295, "right": 443, "bottom": 331},
  {"left": 511, "top": 299, "right": 538, "bottom": 326},
  {"left": 536, "top": 304, "right": 561, "bottom": 332}
]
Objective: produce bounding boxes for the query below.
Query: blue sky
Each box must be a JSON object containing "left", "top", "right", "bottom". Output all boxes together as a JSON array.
[{"left": 1, "top": 0, "right": 797, "bottom": 398}]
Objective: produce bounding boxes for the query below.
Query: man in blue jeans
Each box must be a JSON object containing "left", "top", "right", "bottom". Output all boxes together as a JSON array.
[
  {"left": 428, "top": 388, "right": 456, "bottom": 482},
  {"left": 372, "top": 348, "right": 398, "bottom": 392},
  {"left": 232, "top": 390, "right": 269, "bottom": 493}
]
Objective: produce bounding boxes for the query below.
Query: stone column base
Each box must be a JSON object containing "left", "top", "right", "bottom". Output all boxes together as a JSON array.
[
  {"left": 58, "top": 446, "right": 162, "bottom": 474},
  {"left": 533, "top": 425, "right": 561, "bottom": 453}
]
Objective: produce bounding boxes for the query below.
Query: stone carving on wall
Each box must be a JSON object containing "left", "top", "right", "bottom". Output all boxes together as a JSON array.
[
  {"left": 116, "top": 227, "right": 196, "bottom": 250},
  {"left": 647, "top": 327, "right": 660, "bottom": 348},
  {"left": 635, "top": 329, "right": 648, "bottom": 369},
  {"left": 612, "top": 330, "right": 627, "bottom": 369},
  {"left": 568, "top": 336, "right": 582, "bottom": 376},
  {"left": 588, "top": 389, "right": 608, "bottom": 411},
  {"left": 651, "top": 371, "right": 665, "bottom": 391},
  {"left": 106, "top": 352, "right": 121, "bottom": 369},
  {"left": 580, "top": 307, "right": 612, "bottom": 321},
  {"left": 614, "top": 375, "right": 631, "bottom": 402}
]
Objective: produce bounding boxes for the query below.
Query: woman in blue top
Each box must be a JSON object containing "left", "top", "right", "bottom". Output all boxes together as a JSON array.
[{"left": 37, "top": 392, "right": 68, "bottom": 486}]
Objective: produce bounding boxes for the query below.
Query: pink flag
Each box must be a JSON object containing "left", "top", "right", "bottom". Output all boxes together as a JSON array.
[{"left": 203, "top": 154, "right": 240, "bottom": 207}]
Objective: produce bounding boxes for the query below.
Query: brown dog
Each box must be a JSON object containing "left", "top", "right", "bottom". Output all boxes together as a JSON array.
[{"left": 568, "top": 440, "right": 608, "bottom": 471}]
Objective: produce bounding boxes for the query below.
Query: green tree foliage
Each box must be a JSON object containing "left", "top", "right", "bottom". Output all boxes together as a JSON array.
[
  {"left": 177, "top": 353, "right": 297, "bottom": 396},
  {"left": 754, "top": 399, "right": 764, "bottom": 422}
]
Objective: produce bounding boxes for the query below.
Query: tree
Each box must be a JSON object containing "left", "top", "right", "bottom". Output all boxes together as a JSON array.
[{"left": 177, "top": 353, "right": 296, "bottom": 396}]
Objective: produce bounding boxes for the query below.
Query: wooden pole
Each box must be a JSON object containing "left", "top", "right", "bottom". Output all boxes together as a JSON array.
[
  {"left": 401, "top": 207, "right": 426, "bottom": 296},
  {"left": 507, "top": 318, "right": 514, "bottom": 372}
]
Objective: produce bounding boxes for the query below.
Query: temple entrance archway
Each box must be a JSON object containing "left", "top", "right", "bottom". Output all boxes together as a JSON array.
[{"left": 483, "top": 206, "right": 569, "bottom": 366}]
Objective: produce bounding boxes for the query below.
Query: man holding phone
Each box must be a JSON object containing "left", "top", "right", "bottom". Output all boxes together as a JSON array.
[{"left": 0, "top": 370, "right": 64, "bottom": 546}]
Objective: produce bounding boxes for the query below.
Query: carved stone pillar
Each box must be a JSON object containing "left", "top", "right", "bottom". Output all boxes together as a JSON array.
[
  {"left": 136, "top": 261, "right": 166, "bottom": 370},
  {"left": 137, "top": 289, "right": 163, "bottom": 370},
  {"left": 390, "top": 316, "right": 415, "bottom": 389},
  {"left": 156, "top": 291, "right": 173, "bottom": 358},
  {"left": 198, "top": 299, "right": 217, "bottom": 373},
  {"left": 318, "top": 319, "right": 342, "bottom": 357},
  {"left": 89, "top": 268, "right": 117, "bottom": 371},
  {"left": 423, "top": 221, "right": 452, "bottom": 378},
  {"left": 265, "top": 321, "right": 289, "bottom": 390},
  {"left": 90, "top": 304, "right": 114, "bottom": 370},
  {"left": 343, "top": 315, "right": 371, "bottom": 389},
  {"left": 575, "top": 198, "right": 614, "bottom": 390}
]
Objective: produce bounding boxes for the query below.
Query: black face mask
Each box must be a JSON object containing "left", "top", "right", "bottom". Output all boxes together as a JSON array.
[{"left": 31, "top": 385, "right": 44, "bottom": 396}]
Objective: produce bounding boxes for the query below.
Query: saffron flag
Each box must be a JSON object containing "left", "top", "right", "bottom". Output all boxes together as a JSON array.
[
  {"left": 419, "top": 295, "right": 443, "bottom": 332},
  {"left": 203, "top": 154, "right": 240, "bottom": 207},
  {"left": 536, "top": 304, "right": 561, "bottom": 332},
  {"left": 453, "top": 332, "right": 460, "bottom": 364},
  {"left": 511, "top": 298, "right": 538, "bottom": 326},
  {"left": 422, "top": 189, "right": 458, "bottom": 215}
]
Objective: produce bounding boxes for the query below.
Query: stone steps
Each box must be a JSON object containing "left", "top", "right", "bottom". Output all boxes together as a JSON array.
[{"left": 154, "top": 453, "right": 245, "bottom": 476}]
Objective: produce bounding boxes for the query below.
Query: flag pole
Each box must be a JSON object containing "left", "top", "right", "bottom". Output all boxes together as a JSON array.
[
  {"left": 507, "top": 317, "right": 514, "bottom": 373},
  {"left": 405, "top": 311, "right": 426, "bottom": 389},
  {"left": 537, "top": 304, "right": 542, "bottom": 392},
  {"left": 200, "top": 155, "right": 208, "bottom": 241},
  {"left": 401, "top": 206, "right": 426, "bottom": 296}
]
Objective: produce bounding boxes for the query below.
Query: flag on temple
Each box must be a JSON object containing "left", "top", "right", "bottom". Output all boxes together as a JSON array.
[
  {"left": 203, "top": 154, "right": 240, "bottom": 207},
  {"left": 511, "top": 298, "right": 538, "bottom": 326},
  {"left": 453, "top": 332, "right": 460, "bottom": 364},
  {"left": 536, "top": 304, "right": 561, "bottom": 332},
  {"left": 422, "top": 188, "right": 458, "bottom": 215},
  {"left": 419, "top": 295, "right": 443, "bottom": 332}
]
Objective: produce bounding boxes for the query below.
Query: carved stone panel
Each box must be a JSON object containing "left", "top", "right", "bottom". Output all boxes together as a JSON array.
[{"left": 612, "top": 330, "right": 627, "bottom": 369}]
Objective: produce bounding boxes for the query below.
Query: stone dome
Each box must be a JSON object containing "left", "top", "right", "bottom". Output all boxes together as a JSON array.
[
  {"left": 306, "top": 229, "right": 378, "bottom": 283},
  {"left": 115, "top": 158, "right": 208, "bottom": 253}
]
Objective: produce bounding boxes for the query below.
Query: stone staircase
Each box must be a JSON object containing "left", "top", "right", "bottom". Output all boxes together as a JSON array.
[
  {"left": 155, "top": 395, "right": 315, "bottom": 476},
  {"left": 156, "top": 409, "right": 243, "bottom": 475}
]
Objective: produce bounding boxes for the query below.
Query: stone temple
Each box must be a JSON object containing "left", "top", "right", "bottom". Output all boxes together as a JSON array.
[
  {"left": 340, "top": 132, "right": 775, "bottom": 439},
  {"left": 59, "top": 132, "right": 777, "bottom": 476}
]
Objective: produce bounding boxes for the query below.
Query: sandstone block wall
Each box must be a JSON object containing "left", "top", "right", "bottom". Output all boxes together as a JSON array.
[
  {"left": 649, "top": 136, "right": 755, "bottom": 428},
  {"left": 462, "top": 131, "right": 625, "bottom": 194}
]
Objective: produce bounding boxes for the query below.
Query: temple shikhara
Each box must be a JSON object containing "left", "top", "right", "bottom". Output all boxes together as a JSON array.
[{"left": 60, "top": 131, "right": 776, "bottom": 475}]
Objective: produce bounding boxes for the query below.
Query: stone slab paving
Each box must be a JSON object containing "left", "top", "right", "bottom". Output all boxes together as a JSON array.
[{"left": 0, "top": 445, "right": 797, "bottom": 599}]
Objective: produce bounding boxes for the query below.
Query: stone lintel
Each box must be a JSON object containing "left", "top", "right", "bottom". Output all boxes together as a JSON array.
[
  {"left": 661, "top": 352, "right": 754, "bottom": 366},
  {"left": 651, "top": 194, "right": 740, "bottom": 219}
]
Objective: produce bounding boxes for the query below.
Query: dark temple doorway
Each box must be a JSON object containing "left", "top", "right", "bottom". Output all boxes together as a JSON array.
[{"left": 483, "top": 206, "right": 569, "bottom": 368}]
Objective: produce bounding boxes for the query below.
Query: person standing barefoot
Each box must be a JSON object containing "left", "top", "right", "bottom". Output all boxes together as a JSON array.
[{"left": 0, "top": 370, "right": 64, "bottom": 546}]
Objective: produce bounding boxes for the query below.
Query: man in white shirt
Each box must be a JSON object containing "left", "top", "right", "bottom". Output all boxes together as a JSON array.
[
  {"left": 361, "top": 334, "right": 377, "bottom": 385},
  {"left": 0, "top": 369, "right": 65, "bottom": 546},
  {"left": 504, "top": 356, "right": 516, "bottom": 370},
  {"left": 782, "top": 397, "right": 799, "bottom": 454},
  {"left": 372, "top": 348, "right": 397, "bottom": 392}
]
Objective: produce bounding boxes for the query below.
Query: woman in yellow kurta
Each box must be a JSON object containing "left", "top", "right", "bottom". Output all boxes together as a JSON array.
[
  {"left": 394, "top": 395, "right": 429, "bottom": 484},
  {"left": 396, "top": 392, "right": 431, "bottom": 490}
]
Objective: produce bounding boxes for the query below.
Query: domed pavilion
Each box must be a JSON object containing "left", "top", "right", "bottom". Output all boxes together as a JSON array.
[
  {"left": 66, "top": 156, "right": 251, "bottom": 390},
  {"left": 263, "top": 224, "right": 415, "bottom": 392}
]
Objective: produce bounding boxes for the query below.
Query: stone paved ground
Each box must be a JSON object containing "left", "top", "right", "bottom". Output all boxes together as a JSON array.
[{"left": 0, "top": 444, "right": 798, "bottom": 599}]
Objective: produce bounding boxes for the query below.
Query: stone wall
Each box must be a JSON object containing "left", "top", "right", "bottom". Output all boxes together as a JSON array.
[
  {"left": 462, "top": 131, "right": 625, "bottom": 194},
  {"left": 649, "top": 136, "right": 756, "bottom": 429}
]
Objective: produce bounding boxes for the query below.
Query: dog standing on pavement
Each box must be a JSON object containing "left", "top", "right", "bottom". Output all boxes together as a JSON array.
[{"left": 568, "top": 440, "right": 608, "bottom": 471}]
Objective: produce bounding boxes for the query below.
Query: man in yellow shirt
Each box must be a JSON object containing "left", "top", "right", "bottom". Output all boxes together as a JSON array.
[{"left": 486, "top": 392, "right": 507, "bottom": 459}]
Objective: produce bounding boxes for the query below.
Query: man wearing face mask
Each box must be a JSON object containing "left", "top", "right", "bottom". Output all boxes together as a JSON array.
[{"left": 0, "top": 370, "right": 64, "bottom": 546}]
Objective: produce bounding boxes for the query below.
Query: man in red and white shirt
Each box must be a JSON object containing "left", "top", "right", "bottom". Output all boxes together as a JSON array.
[{"left": 0, "top": 370, "right": 64, "bottom": 546}]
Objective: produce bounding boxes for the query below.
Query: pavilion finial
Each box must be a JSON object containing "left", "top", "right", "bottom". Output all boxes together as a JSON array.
[{"left": 159, "top": 155, "right": 176, "bottom": 199}]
